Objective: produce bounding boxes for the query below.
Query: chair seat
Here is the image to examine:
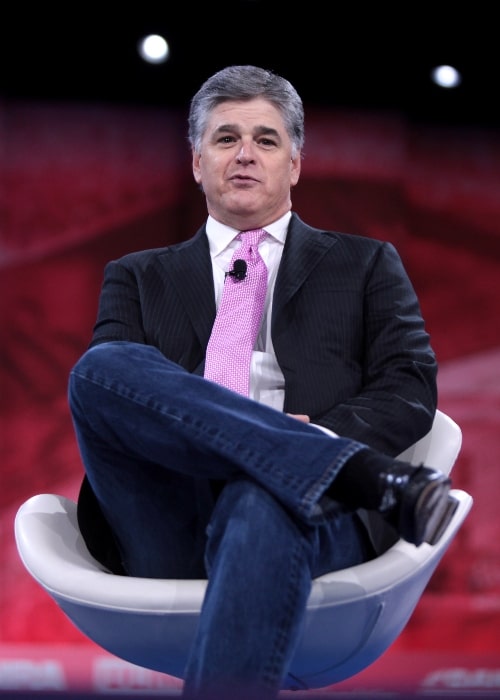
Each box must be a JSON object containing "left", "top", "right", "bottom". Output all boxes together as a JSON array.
[{"left": 14, "top": 410, "right": 472, "bottom": 690}]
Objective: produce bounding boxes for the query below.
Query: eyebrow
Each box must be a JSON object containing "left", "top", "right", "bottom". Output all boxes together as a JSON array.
[{"left": 213, "top": 124, "right": 282, "bottom": 140}]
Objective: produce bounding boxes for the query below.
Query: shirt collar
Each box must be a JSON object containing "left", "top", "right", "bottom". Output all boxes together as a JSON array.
[{"left": 206, "top": 212, "right": 291, "bottom": 256}]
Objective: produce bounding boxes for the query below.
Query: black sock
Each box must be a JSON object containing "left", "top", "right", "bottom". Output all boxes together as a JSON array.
[{"left": 329, "top": 447, "right": 398, "bottom": 511}]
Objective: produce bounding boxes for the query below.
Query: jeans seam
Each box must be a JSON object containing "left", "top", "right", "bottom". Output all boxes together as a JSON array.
[{"left": 263, "top": 537, "right": 309, "bottom": 688}]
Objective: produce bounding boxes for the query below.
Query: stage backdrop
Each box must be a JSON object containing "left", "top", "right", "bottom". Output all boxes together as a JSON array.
[{"left": 1, "top": 100, "right": 499, "bottom": 695}]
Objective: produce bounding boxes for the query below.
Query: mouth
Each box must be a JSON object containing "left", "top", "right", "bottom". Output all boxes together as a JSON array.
[{"left": 229, "top": 174, "right": 259, "bottom": 184}]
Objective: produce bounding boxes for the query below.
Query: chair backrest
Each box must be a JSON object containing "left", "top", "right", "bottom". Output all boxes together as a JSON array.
[
  {"left": 14, "top": 409, "right": 472, "bottom": 691},
  {"left": 396, "top": 408, "right": 462, "bottom": 473}
]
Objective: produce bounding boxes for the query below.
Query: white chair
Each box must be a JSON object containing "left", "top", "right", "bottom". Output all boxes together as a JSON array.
[{"left": 14, "top": 410, "right": 472, "bottom": 691}]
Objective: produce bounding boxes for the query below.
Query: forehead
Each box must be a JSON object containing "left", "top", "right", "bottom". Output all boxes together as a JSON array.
[{"left": 204, "top": 97, "right": 286, "bottom": 134}]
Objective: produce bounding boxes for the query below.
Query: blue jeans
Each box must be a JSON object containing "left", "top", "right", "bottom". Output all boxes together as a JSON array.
[{"left": 68, "top": 341, "right": 373, "bottom": 700}]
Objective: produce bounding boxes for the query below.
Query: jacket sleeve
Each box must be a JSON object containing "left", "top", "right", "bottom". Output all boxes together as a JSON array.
[
  {"left": 319, "top": 241, "right": 437, "bottom": 455},
  {"left": 278, "top": 238, "right": 438, "bottom": 457}
]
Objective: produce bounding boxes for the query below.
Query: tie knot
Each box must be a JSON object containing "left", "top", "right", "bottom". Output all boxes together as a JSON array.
[{"left": 239, "top": 228, "right": 267, "bottom": 247}]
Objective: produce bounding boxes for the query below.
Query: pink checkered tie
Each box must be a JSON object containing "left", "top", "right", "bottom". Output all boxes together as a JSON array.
[{"left": 204, "top": 229, "right": 268, "bottom": 396}]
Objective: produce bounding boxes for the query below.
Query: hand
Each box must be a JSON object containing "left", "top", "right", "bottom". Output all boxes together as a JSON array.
[{"left": 287, "top": 414, "right": 310, "bottom": 423}]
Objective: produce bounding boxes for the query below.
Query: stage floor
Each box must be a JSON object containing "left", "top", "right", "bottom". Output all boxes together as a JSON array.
[{"left": 1, "top": 643, "right": 499, "bottom": 698}]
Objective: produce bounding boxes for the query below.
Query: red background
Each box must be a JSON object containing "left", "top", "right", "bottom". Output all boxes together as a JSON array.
[{"left": 1, "top": 100, "right": 499, "bottom": 693}]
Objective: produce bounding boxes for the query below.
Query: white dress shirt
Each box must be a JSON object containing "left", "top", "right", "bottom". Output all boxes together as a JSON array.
[{"left": 205, "top": 212, "right": 290, "bottom": 411}]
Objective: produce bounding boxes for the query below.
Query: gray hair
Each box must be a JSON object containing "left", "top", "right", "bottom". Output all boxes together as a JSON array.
[{"left": 188, "top": 65, "right": 304, "bottom": 158}]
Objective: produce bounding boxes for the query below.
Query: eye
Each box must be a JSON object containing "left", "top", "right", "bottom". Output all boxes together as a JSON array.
[
  {"left": 217, "top": 135, "right": 237, "bottom": 144},
  {"left": 258, "top": 137, "right": 277, "bottom": 148}
]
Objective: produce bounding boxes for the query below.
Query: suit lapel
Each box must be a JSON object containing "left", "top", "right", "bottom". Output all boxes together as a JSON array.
[
  {"left": 273, "top": 214, "right": 339, "bottom": 318},
  {"left": 158, "top": 227, "right": 216, "bottom": 347}
]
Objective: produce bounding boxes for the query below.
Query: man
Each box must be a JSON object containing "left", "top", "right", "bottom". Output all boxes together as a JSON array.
[{"left": 69, "top": 65, "right": 455, "bottom": 700}]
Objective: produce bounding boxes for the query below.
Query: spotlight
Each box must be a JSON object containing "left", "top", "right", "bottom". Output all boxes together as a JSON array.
[
  {"left": 430, "top": 65, "right": 462, "bottom": 89},
  {"left": 138, "top": 34, "right": 170, "bottom": 64}
]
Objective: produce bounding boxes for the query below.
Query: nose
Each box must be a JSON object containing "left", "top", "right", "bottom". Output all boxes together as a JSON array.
[{"left": 235, "top": 142, "right": 255, "bottom": 163}]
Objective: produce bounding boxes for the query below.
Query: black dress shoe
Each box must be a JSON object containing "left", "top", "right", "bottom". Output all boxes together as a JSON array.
[{"left": 378, "top": 463, "right": 458, "bottom": 546}]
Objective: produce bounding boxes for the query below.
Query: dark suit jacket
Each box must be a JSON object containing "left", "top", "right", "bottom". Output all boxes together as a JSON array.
[{"left": 77, "top": 212, "right": 438, "bottom": 570}]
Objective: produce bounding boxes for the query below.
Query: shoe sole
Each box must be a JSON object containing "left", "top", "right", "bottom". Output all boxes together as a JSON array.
[
  {"left": 424, "top": 493, "right": 459, "bottom": 545},
  {"left": 415, "top": 479, "right": 457, "bottom": 546}
]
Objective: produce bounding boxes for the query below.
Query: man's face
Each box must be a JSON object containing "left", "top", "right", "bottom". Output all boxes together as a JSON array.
[{"left": 192, "top": 97, "right": 301, "bottom": 230}]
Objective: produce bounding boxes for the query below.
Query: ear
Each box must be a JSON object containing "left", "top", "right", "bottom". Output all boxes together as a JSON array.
[
  {"left": 192, "top": 149, "right": 202, "bottom": 184},
  {"left": 290, "top": 151, "right": 301, "bottom": 186}
]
